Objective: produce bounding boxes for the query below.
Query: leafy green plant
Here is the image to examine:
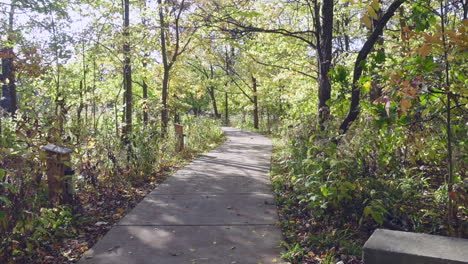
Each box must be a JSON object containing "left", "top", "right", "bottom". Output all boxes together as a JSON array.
[{"left": 281, "top": 242, "right": 306, "bottom": 263}]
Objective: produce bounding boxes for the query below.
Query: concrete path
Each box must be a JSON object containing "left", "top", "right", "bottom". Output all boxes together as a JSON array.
[{"left": 79, "top": 127, "right": 284, "bottom": 264}]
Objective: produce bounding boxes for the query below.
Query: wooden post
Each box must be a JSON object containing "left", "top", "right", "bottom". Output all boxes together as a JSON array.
[
  {"left": 174, "top": 124, "right": 184, "bottom": 152},
  {"left": 41, "top": 144, "right": 74, "bottom": 206}
]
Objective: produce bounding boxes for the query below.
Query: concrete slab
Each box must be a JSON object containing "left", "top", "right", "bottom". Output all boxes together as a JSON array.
[
  {"left": 79, "top": 127, "right": 284, "bottom": 264},
  {"left": 154, "top": 175, "right": 273, "bottom": 194},
  {"left": 174, "top": 165, "right": 271, "bottom": 179},
  {"left": 363, "top": 229, "right": 468, "bottom": 264},
  {"left": 118, "top": 193, "right": 278, "bottom": 225},
  {"left": 80, "top": 225, "right": 285, "bottom": 264}
]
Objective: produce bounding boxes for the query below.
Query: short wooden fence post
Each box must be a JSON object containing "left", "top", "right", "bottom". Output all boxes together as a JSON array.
[
  {"left": 41, "top": 144, "right": 74, "bottom": 206},
  {"left": 174, "top": 124, "right": 185, "bottom": 152}
]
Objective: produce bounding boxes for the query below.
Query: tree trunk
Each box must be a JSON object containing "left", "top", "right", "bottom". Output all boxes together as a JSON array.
[
  {"left": 208, "top": 66, "right": 220, "bottom": 118},
  {"left": 161, "top": 70, "right": 169, "bottom": 135},
  {"left": 159, "top": 0, "right": 169, "bottom": 135},
  {"left": 340, "top": 0, "right": 405, "bottom": 134},
  {"left": 143, "top": 78, "right": 148, "bottom": 125},
  {"left": 77, "top": 80, "right": 84, "bottom": 141},
  {"left": 77, "top": 41, "right": 86, "bottom": 141},
  {"left": 122, "top": 0, "right": 133, "bottom": 140},
  {"left": 142, "top": 0, "right": 149, "bottom": 126},
  {"left": 0, "top": 1, "right": 17, "bottom": 116},
  {"left": 208, "top": 87, "right": 219, "bottom": 118},
  {"left": 224, "top": 91, "right": 229, "bottom": 125},
  {"left": 316, "top": 0, "right": 334, "bottom": 127},
  {"left": 439, "top": 0, "right": 456, "bottom": 232},
  {"left": 0, "top": 48, "right": 16, "bottom": 116},
  {"left": 252, "top": 75, "right": 259, "bottom": 129},
  {"left": 92, "top": 57, "right": 97, "bottom": 132}
]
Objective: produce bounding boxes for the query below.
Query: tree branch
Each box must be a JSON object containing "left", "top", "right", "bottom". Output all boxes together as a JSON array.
[
  {"left": 340, "top": 0, "right": 406, "bottom": 134},
  {"left": 248, "top": 55, "right": 317, "bottom": 79}
]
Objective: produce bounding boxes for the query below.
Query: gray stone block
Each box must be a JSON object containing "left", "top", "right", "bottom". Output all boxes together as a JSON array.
[{"left": 363, "top": 229, "right": 468, "bottom": 264}]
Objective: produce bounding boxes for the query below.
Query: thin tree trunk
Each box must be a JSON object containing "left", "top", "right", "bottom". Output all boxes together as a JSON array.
[
  {"left": 161, "top": 71, "right": 169, "bottom": 135},
  {"left": 252, "top": 75, "right": 259, "bottom": 129},
  {"left": 208, "top": 65, "right": 220, "bottom": 118},
  {"left": 267, "top": 110, "right": 271, "bottom": 133},
  {"left": 142, "top": 0, "right": 149, "bottom": 126},
  {"left": 122, "top": 0, "right": 133, "bottom": 140},
  {"left": 93, "top": 57, "right": 97, "bottom": 132},
  {"left": 208, "top": 87, "right": 219, "bottom": 118},
  {"left": 315, "top": 0, "right": 334, "bottom": 127},
  {"left": 440, "top": 0, "right": 456, "bottom": 232},
  {"left": 224, "top": 91, "right": 229, "bottom": 125},
  {"left": 159, "top": 0, "right": 169, "bottom": 135},
  {"left": 77, "top": 40, "right": 86, "bottom": 141},
  {"left": 50, "top": 11, "right": 65, "bottom": 135},
  {"left": 77, "top": 80, "right": 84, "bottom": 141},
  {"left": 143, "top": 79, "right": 148, "bottom": 125}
]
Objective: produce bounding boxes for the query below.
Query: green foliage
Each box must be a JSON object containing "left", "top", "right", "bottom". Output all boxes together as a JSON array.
[
  {"left": 184, "top": 116, "right": 225, "bottom": 152},
  {"left": 281, "top": 243, "right": 306, "bottom": 263},
  {"left": 271, "top": 110, "right": 464, "bottom": 261},
  {"left": 15, "top": 206, "right": 75, "bottom": 243},
  {"left": 410, "top": 1, "right": 437, "bottom": 32}
]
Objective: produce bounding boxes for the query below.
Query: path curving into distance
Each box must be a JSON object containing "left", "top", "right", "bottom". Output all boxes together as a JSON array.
[{"left": 79, "top": 127, "right": 285, "bottom": 264}]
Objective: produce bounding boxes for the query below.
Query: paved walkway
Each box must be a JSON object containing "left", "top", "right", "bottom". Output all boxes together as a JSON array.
[{"left": 80, "top": 127, "right": 284, "bottom": 264}]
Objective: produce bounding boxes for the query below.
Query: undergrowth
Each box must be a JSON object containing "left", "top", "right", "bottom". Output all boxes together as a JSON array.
[
  {"left": 270, "top": 118, "right": 466, "bottom": 264},
  {"left": 0, "top": 116, "right": 225, "bottom": 263}
]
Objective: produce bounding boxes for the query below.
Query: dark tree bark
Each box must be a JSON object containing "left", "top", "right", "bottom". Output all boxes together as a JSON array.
[
  {"left": 122, "top": 0, "right": 133, "bottom": 140},
  {"left": 252, "top": 75, "right": 259, "bottom": 129},
  {"left": 208, "top": 87, "right": 219, "bottom": 118},
  {"left": 142, "top": 78, "right": 148, "bottom": 125},
  {"left": 223, "top": 45, "right": 234, "bottom": 125},
  {"left": 0, "top": 1, "right": 17, "bottom": 116},
  {"left": 224, "top": 91, "right": 229, "bottom": 125},
  {"left": 463, "top": 0, "right": 467, "bottom": 19},
  {"left": 208, "top": 65, "right": 220, "bottom": 118},
  {"left": 92, "top": 57, "right": 97, "bottom": 132},
  {"left": 340, "top": 0, "right": 406, "bottom": 134},
  {"left": 77, "top": 40, "right": 87, "bottom": 141},
  {"left": 315, "top": 0, "right": 334, "bottom": 127},
  {"left": 0, "top": 49, "right": 16, "bottom": 115},
  {"left": 142, "top": 0, "right": 149, "bottom": 126}
]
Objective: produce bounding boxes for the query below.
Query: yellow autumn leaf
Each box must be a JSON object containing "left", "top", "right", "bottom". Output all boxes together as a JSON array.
[
  {"left": 363, "top": 81, "right": 372, "bottom": 93},
  {"left": 371, "top": 0, "right": 380, "bottom": 11},
  {"left": 361, "top": 14, "right": 372, "bottom": 29},
  {"left": 87, "top": 140, "right": 95, "bottom": 149},
  {"left": 367, "top": 6, "right": 379, "bottom": 20}
]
